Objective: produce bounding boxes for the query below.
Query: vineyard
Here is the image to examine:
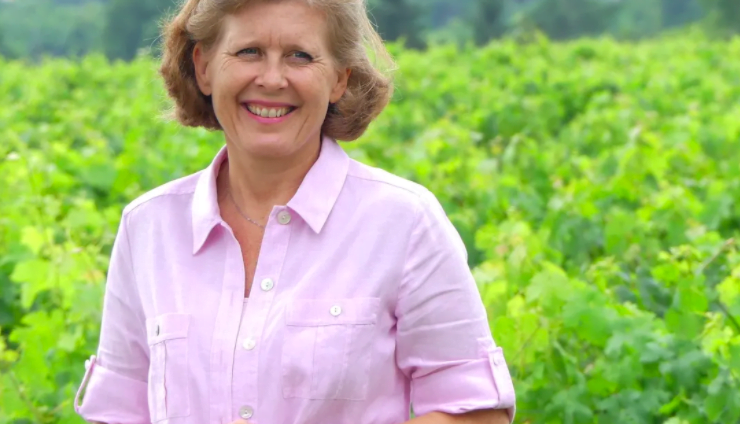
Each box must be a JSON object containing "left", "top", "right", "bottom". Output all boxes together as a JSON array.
[{"left": 2, "top": 32, "right": 740, "bottom": 423}]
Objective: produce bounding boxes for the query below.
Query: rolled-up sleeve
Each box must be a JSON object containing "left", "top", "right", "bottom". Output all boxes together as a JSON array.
[
  {"left": 75, "top": 213, "right": 150, "bottom": 424},
  {"left": 395, "top": 190, "right": 516, "bottom": 422}
]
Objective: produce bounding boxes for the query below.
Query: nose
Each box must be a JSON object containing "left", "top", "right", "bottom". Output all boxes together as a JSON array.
[{"left": 255, "top": 56, "right": 287, "bottom": 91}]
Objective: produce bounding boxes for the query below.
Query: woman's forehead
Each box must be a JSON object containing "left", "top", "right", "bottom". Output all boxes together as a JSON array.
[
  {"left": 221, "top": 1, "right": 329, "bottom": 46},
  {"left": 227, "top": 0, "right": 326, "bottom": 31}
]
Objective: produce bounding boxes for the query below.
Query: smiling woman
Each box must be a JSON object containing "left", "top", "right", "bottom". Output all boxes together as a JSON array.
[
  {"left": 189, "top": 1, "right": 355, "bottom": 161},
  {"left": 72, "top": 1, "right": 516, "bottom": 424},
  {"left": 160, "top": 0, "right": 392, "bottom": 143}
]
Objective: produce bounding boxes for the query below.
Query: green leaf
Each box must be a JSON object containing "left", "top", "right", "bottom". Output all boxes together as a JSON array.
[
  {"left": 704, "top": 386, "right": 726, "bottom": 421},
  {"left": 19, "top": 227, "right": 47, "bottom": 255},
  {"left": 10, "top": 259, "right": 54, "bottom": 309},
  {"left": 729, "top": 342, "right": 740, "bottom": 375},
  {"left": 717, "top": 275, "right": 740, "bottom": 316},
  {"left": 525, "top": 263, "right": 570, "bottom": 313},
  {"left": 665, "top": 308, "right": 704, "bottom": 339},
  {"left": 8, "top": 310, "right": 66, "bottom": 396}
]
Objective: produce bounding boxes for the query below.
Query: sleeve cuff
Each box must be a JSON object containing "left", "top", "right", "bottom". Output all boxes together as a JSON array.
[
  {"left": 75, "top": 355, "right": 150, "bottom": 424},
  {"left": 411, "top": 341, "right": 516, "bottom": 423}
]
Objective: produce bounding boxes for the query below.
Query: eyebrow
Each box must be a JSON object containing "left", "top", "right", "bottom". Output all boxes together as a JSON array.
[
  {"left": 227, "top": 36, "right": 319, "bottom": 53},
  {"left": 283, "top": 43, "right": 317, "bottom": 53}
]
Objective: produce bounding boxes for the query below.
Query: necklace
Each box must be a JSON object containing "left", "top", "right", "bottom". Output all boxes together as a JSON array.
[{"left": 227, "top": 188, "right": 266, "bottom": 230}]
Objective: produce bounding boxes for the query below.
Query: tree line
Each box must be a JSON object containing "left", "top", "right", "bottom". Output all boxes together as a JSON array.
[{"left": 0, "top": 0, "right": 738, "bottom": 61}]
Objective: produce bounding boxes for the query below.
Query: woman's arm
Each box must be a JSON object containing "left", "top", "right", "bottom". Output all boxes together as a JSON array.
[
  {"left": 394, "top": 191, "right": 516, "bottom": 422},
  {"left": 74, "top": 213, "right": 151, "bottom": 423}
]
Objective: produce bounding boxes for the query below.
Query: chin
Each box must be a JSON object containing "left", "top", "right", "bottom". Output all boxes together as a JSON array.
[{"left": 240, "top": 133, "right": 305, "bottom": 159}]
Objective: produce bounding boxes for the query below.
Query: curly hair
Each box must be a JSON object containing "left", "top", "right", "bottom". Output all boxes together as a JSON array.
[{"left": 159, "top": 0, "right": 395, "bottom": 141}]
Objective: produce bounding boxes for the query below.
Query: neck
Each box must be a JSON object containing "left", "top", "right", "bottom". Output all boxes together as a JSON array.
[{"left": 218, "top": 136, "right": 321, "bottom": 221}]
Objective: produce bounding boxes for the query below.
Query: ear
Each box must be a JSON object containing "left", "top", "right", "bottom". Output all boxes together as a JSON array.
[
  {"left": 329, "top": 68, "right": 351, "bottom": 103},
  {"left": 193, "top": 42, "right": 213, "bottom": 96}
]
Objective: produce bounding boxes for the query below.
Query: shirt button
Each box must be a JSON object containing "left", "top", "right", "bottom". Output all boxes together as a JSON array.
[
  {"left": 277, "top": 211, "right": 292, "bottom": 225},
  {"left": 239, "top": 405, "right": 254, "bottom": 419},
  {"left": 243, "top": 338, "right": 256, "bottom": 351},
  {"left": 330, "top": 305, "right": 342, "bottom": 316},
  {"left": 260, "top": 278, "right": 274, "bottom": 291}
]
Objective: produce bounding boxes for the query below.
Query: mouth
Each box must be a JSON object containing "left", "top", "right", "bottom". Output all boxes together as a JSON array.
[{"left": 243, "top": 103, "right": 297, "bottom": 119}]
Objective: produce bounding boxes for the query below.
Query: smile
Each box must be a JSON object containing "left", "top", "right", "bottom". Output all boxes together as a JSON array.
[{"left": 244, "top": 103, "right": 297, "bottom": 119}]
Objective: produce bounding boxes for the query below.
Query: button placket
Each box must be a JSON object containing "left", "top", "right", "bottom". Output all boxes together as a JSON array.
[
  {"left": 231, "top": 208, "right": 293, "bottom": 422},
  {"left": 208, "top": 231, "right": 248, "bottom": 424}
]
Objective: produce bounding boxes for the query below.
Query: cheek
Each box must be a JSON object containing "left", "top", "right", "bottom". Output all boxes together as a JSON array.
[
  {"left": 213, "top": 64, "right": 249, "bottom": 98},
  {"left": 297, "top": 75, "right": 334, "bottom": 105}
]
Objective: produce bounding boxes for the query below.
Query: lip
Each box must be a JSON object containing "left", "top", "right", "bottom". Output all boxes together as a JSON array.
[
  {"left": 243, "top": 100, "right": 297, "bottom": 108},
  {"left": 242, "top": 103, "right": 296, "bottom": 124}
]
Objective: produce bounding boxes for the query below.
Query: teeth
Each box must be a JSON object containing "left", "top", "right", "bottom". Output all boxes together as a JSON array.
[{"left": 247, "top": 104, "right": 292, "bottom": 118}]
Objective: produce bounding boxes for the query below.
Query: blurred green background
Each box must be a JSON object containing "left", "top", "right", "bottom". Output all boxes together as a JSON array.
[
  {"left": 1, "top": 0, "right": 738, "bottom": 60},
  {"left": 2, "top": 1, "right": 740, "bottom": 424}
]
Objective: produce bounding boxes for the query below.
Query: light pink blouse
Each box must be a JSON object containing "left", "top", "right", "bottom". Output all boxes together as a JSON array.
[{"left": 74, "top": 137, "right": 516, "bottom": 424}]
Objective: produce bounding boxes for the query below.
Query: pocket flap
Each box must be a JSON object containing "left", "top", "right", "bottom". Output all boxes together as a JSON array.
[
  {"left": 146, "top": 313, "right": 191, "bottom": 345},
  {"left": 286, "top": 298, "right": 380, "bottom": 326}
]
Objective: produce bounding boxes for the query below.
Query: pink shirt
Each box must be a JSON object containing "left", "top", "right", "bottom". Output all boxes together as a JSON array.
[{"left": 74, "top": 137, "right": 516, "bottom": 424}]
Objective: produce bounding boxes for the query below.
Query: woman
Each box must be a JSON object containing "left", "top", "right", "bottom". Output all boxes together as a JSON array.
[{"left": 74, "top": 0, "right": 516, "bottom": 423}]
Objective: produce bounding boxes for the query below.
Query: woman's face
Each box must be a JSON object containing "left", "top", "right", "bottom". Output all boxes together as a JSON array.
[{"left": 193, "top": 0, "right": 350, "bottom": 160}]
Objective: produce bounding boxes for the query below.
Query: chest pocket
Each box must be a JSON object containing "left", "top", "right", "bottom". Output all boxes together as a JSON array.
[
  {"left": 146, "top": 313, "right": 191, "bottom": 422},
  {"left": 281, "top": 298, "right": 380, "bottom": 400}
]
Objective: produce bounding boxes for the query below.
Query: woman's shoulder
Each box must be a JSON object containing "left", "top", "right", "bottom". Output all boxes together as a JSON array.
[
  {"left": 121, "top": 170, "right": 203, "bottom": 218},
  {"left": 346, "top": 158, "right": 466, "bottom": 254},
  {"left": 345, "top": 159, "right": 445, "bottom": 219}
]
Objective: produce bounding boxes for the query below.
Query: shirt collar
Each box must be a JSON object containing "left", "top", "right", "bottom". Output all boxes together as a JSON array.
[
  {"left": 191, "top": 144, "right": 228, "bottom": 255},
  {"left": 191, "top": 135, "right": 349, "bottom": 254},
  {"left": 287, "top": 136, "right": 350, "bottom": 234}
]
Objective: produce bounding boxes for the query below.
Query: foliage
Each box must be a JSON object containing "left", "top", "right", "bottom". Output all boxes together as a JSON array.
[
  {"left": 367, "top": 0, "right": 428, "bottom": 49},
  {"left": 471, "top": 0, "right": 507, "bottom": 46},
  {"left": 521, "top": 0, "right": 619, "bottom": 40},
  {"left": 700, "top": 0, "right": 740, "bottom": 36},
  {"left": 662, "top": 0, "right": 704, "bottom": 29},
  {"left": 608, "top": 0, "right": 664, "bottom": 39},
  {"left": 102, "top": 0, "right": 178, "bottom": 61},
  {"left": 0, "top": 0, "right": 730, "bottom": 60},
  {"left": 2, "top": 34, "right": 740, "bottom": 423},
  {"left": 0, "top": 0, "right": 105, "bottom": 59}
]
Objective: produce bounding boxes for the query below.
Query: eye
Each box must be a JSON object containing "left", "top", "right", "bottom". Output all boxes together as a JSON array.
[
  {"left": 291, "top": 51, "right": 313, "bottom": 61},
  {"left": 237, "top": 47, "right": 260, "bottom": 57}
]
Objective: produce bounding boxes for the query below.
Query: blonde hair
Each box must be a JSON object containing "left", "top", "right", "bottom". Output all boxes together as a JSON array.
[{"left": 159, "top": 0, "right": 395, "bottom": 141}]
